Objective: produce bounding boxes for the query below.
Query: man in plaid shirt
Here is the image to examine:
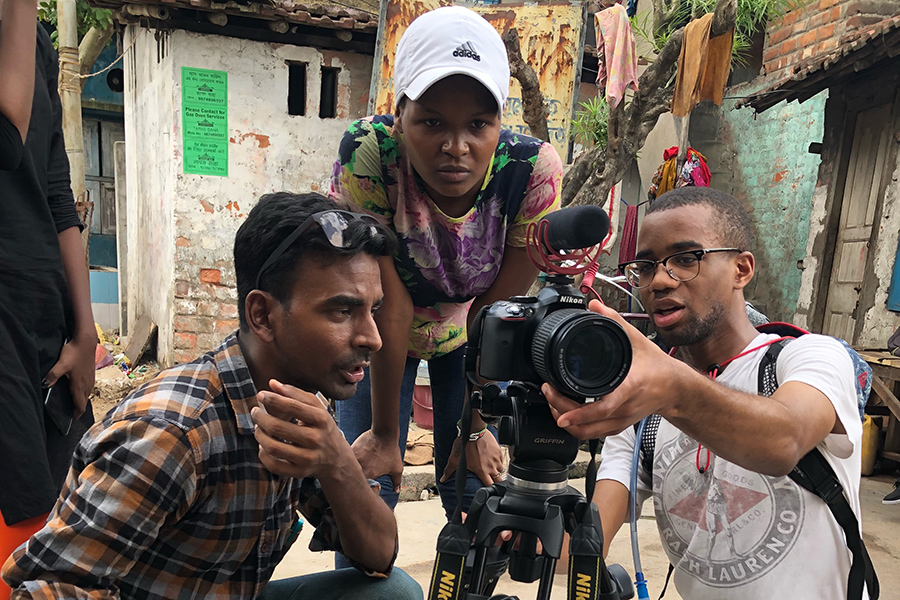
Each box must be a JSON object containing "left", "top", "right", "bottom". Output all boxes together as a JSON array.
[{"left": 2, "top": 192, "right": 423, "bottom": 600}]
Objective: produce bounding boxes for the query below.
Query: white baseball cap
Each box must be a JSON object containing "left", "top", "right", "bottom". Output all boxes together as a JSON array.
[{"left": 394, "top": 6, "right": 510, "bottom": 112}]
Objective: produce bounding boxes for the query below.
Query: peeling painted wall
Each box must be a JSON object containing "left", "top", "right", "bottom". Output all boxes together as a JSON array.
[
  {"left": 794, "top": 184, "right": 829, "bottom": 331},
  {"left": 124, "top": 27, "right": 178, "bottom": 366},
  {"left": 860, "top": 151, "right": 900, "bottom": 347},
  {"left": 124, "top": 28, "right": 373, "bottom": 365},
  {"left": 725, "top": 93, "right": 826, "bottom": 322},
  {"left": 691, "top": 90, "right": 827, "bottom": 322},
  {"left": 476, "top": 2, "right": 586, "bottom": 155},
  {"left": 793, "top": 78, "right": 900, "bottom": 346}
]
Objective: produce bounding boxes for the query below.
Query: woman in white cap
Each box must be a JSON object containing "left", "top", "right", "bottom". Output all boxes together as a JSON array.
[{"left": 329, "top": 5, "right": 562, "bottom": 521}]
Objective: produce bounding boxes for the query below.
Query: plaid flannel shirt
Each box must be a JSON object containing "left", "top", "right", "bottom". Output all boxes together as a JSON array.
[{"left": 2, "top": 332, "right": 395, "bottom": 599}]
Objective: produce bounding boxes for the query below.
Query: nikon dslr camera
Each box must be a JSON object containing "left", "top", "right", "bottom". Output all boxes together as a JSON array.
[{"left": 476, "top": 274, "right": 631, "bottom": 401}]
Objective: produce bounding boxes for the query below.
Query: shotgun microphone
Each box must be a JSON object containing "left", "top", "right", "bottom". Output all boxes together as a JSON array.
[{"left": 540, "top": 204, "right": 611, "bottom": 252}]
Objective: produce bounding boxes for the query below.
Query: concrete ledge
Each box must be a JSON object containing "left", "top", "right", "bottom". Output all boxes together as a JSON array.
[
  {"left": 399, "top": 466, "right": 439, "bottom": 502},
  {"left": 399, "top": 450, "right": 595, "bottom": 502}
]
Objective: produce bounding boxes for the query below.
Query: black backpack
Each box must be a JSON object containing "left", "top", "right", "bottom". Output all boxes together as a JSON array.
[{"left": 636, "top": 323, "right": 879, "bottom": 600}]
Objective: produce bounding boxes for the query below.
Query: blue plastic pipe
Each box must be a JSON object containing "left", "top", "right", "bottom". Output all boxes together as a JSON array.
[{"left": 631, "top": 418, "right": 650, "bottom": 599}]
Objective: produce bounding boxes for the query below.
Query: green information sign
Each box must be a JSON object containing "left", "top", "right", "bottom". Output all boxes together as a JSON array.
[
  {"left": 183, "top": 105, "right": 227, "bottom": 140},
  {"left": 183, "top": 140, "right": 229, "bottom": 175},
  {"left": 182, "top": 67, "right": 228, "bottom": 176}
]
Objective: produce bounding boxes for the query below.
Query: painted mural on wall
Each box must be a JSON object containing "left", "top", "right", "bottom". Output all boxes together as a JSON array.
[{"left": 369, "top": 0, "right": 586, "bottom": 160}]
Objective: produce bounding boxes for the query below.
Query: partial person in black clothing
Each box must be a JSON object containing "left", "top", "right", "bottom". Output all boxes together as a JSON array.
[{"left": 0, "top": 3, "right": 98, "bottom": 590}]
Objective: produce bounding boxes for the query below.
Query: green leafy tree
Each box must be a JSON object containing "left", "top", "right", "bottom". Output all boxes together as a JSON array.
[
  {"left": 37, "top": 0, "right": 112, "bottom": 45},
  {"left": 37, "top": 0, "right": 114, "bottom": 84}
]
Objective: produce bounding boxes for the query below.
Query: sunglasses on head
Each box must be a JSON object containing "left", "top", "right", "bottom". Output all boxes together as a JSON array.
[{"left": 254, "top": 209, "right": 380, "bottom": 290}]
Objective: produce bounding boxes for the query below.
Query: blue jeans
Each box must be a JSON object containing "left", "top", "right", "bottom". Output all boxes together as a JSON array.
[
  {"left": 258, "top": 567, "right": 422, "bottom": 600},
  {"left": 335, "top": 346, "right": 484, "bottom": 516}
]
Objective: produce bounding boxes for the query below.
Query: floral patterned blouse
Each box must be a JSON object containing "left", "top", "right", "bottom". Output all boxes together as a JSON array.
[{"left": 329, "top": 115, "right": 562, "bottom": 359}]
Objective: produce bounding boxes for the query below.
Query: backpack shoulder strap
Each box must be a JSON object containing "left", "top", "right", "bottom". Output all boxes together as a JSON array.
[
  {"left": 634, "top": 414, "right": 661, "bottom": 475},
  {"left": 756, "top": 324, "right": 871, "bottom": 420},
  {"left": 790, "top": 450, "right": 879, "bottom": 600},
  {"left": 757, "top": 338, "right": 788, "bottom": 397},
  {"left": 758, "top": 342, "right": 879, "bottom": 600}
]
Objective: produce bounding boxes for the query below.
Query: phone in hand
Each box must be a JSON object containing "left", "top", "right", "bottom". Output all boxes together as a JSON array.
[{"left": 44, "top": 376, "right": 74, "bottom": 436}]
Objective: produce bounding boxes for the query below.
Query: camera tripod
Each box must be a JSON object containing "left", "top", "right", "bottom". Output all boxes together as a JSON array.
[{"left": 427, "top": 384, "right": 634, "bottom": 600}]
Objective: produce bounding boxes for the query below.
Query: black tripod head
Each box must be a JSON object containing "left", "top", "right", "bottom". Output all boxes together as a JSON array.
[{"left": 475, "top": 381, "right": 580, "bottom": 473}]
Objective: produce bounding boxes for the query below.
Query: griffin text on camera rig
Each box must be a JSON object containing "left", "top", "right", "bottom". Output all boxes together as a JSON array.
[{"left": 427, "top": 205, "right": 635, "bottom": 600}]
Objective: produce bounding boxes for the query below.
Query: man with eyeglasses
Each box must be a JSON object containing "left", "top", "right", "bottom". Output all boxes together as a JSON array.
[
  {"left": 2, "top": 193, "right": 423, "bottom": 600},
  {"left": 544, "top": 188, "right": 866, "bottom": 599}
]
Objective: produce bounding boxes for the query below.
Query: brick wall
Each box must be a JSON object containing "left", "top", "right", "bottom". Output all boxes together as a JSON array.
[
  {"left": 172, "top": 256, "right": 241, "bottom": 365},
  {"left": 763, "top": 0, "right": 900, "bottom": 78}
]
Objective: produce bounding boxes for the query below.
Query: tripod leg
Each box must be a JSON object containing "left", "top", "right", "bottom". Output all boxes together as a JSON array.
[
  {"left": 535, "top": 555, "right": 557, "bottom": 600},
  {"left": 468, "top": 543, "right": 489, "bottom": 595}
]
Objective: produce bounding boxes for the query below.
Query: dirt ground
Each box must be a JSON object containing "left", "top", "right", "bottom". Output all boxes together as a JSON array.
[{"left": 90, "top": 362, "right": 159, "bottom": 421}]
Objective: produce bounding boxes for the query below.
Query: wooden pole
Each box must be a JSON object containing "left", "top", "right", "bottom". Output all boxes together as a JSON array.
[
  {"left": 675, "top": 113, "right": 690, "bottom": 169},
  {"left": 57, "top": 0, "right": 91, "bottom": 264},
  {"left": 114, "top": 141, "right": 128, "bottom": 336}
]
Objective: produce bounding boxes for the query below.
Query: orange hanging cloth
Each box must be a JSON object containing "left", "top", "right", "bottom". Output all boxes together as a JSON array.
[{"left": 671, "top": 12, "right": 734, "bottom": 117}]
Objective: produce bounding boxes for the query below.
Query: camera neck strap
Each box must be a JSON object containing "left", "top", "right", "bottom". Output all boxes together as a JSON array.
[
  {"left": 426, "top": 397, "right": 473, "bottom": 600},
  {"left": 566, "top": 437, "right": 616, "bottom": 600},
  {"left": 428, "top": 520, "right": 470, "bottom": 600}
]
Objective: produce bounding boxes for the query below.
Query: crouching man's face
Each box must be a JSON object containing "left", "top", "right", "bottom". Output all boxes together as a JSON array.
[{"left": 268, "top": 252, "right": 383, "bottom": 400}]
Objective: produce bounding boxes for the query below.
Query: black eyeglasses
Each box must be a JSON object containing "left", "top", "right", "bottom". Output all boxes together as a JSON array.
[
  {"left": 618, "top": 248, "right": 742, "bottom": 289},
  {"left": 254, "top": 209, "right": 380, "bottom": 290}
]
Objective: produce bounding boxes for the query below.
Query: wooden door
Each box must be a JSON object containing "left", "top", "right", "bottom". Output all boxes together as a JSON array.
[{"left": 822, "top": 103, "right": 894, "bottom": 342}]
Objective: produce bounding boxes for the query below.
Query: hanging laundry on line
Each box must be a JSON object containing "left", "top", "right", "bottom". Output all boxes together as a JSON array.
[
  {"left": 594, "top": 3, "right": 638, "bottom": 109},
  {"left": 647, "top": 146, "right": 712, "bottom": 203},
  {"left": 671, "top": 12, "right": 734, "bottom": 117}
]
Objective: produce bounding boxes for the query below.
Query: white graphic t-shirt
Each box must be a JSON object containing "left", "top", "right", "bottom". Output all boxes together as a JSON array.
[{"left": 597, "top": 333, "right": 865, "bottom": 600}]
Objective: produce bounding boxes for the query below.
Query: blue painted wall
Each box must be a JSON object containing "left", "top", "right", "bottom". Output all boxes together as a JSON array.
[
  {"left": 83, "top": 43, "right": 124, "bottom": 108},
  {"left": 691, "top": 89, "right": 827, "bottom": 322},
  {"left": 889, "top": 236, "right": 900, "bottom": 313},
  {"left": 89, "top": 270, "right": 118, "bottom": 304},
  {"left": 90, "top": 269, "right": 119, "bottom": 331}
]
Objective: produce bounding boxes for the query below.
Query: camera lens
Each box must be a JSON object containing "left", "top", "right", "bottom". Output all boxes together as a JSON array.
[
  {"left": 564, "top": 327, "right": 615, "bottom": 382},
  {"left": 531, "top": 309, "right": 631, "bottom": 398}
]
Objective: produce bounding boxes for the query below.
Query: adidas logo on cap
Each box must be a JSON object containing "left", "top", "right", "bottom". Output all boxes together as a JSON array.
[{"left": 452, "top": 41, "right": 481, "bottom": 62}]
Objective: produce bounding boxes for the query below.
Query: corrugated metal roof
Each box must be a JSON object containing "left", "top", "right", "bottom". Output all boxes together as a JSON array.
[{"left": 740, "top": 15, "right": 900, "bottom": 112}]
